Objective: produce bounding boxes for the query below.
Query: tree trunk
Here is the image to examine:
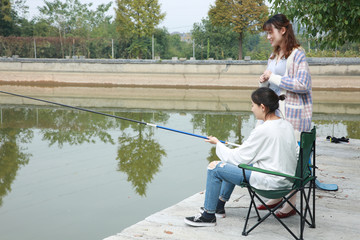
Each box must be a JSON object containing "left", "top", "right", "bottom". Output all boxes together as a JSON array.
[
  {"left": 238, "top": 32, "right": 243, "bottom": 60},
  {"left": 58, "top": 28, "right": 64, "bottom": 58}
]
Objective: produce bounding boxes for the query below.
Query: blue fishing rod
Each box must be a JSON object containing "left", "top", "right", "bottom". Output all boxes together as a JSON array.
[{"left": 0, "top": 90, "right": 240, "bottom": 147}]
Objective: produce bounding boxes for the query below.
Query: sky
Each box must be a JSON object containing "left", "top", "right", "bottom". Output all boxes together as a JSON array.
[{"left": 25, "top": 0, "right": 216, "bottom": 33}]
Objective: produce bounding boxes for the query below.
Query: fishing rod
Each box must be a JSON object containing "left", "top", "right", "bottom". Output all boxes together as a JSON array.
[{"left": 0, "top": 90, "right": 240, "bottom": 147}]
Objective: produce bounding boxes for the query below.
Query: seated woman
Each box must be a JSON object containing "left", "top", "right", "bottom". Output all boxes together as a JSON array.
[{"left": 184, "top": 87, "right": 298, "bottom": 227}]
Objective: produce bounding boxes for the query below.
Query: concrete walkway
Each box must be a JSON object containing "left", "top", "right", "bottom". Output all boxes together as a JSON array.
[{"left": 104, "top": 137, "right": 360, "bottom": 240}]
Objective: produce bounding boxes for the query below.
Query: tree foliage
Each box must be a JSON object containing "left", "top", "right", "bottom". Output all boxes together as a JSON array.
[
  {"left": 208, "top": 0, "right": 268, "bottom": 59},
  {"left": 192, "top": 18, "right": 239, "bottom": 60},
  {"left": 38, "top": 0, "right": 113, "bottom": 36},
  {"left": 2, "top": 0, "right": 359, "bottom": 59},
  {"left": 38, "top": 0, "right": 113, "bottom": 57},
  {"left": 115, "top": 0, "right": 165, "bottom": 39},
  {"left": 115, "top": 0, "right": 165, "bottom": 58},
  {"left": 269, "top": 0, "right": 360, "bottom": 48},
  {"left": 0, "top": 0, "right": 29, "bottom": 36},
  {"left": 0, "top": 0, "right": 13, "bottom": 36}
]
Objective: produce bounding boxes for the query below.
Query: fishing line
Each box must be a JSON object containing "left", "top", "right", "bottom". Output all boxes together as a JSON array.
[{"left": 0, "top": 90, "right": 240, "bottom": 147}]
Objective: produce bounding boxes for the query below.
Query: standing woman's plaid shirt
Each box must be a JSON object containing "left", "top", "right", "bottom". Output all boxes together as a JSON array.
[{"left": 263, "top": 48, "right": 312, "bottom": 132}]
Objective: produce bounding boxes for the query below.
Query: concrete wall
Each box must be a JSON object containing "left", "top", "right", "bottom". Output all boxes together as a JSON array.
[{"left": 0, "top": 58, "right": 359, "bottom": 90}]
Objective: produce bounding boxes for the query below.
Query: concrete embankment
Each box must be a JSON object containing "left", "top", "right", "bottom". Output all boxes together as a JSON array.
[
  {"left": 104, "top": 137, "right": 360, "bottom": 240},
  {"left": 0, "top": 58, "right": 359, "bottom": 90}
]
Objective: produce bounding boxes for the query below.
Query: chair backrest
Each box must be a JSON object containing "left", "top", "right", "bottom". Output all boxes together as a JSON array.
[{"left": 293, "top": 127, "right": 316, "bottom": 188}]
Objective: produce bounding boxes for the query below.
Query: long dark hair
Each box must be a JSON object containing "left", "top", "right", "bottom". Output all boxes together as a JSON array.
[
  {"left": 263, "top": 14, "right": 300, "bottom": 59},
  {"left": 251, "top": 88, "right": 285, "bottom": 118}
]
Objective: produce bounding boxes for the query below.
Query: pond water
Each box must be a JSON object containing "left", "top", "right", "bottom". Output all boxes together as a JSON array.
[{"left": 0, "top": 88, "right": 359, "bottom": 240}]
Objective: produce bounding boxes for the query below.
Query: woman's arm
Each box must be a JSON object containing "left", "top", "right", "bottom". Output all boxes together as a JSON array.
[
  {"left": 278, "top": 51, "right": 311, "bottom": 93},
  {"left": 214, "top": 127, "right": 264, "bottom": 166},
  {"left": 266, "top": 51, "right": 311, "bottom": 94}
]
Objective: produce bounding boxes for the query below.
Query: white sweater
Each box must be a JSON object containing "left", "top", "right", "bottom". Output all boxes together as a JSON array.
[{"left": 216, "top": 119, "right": 297, "bottom": 190}]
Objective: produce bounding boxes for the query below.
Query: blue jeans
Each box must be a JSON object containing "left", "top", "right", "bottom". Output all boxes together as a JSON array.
[{"left": 204, "top": 161, "right": 251, "bottom": 214}]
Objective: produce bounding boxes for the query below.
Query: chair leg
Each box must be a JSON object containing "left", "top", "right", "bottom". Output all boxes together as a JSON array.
[
  {"left": 267, "top": 191, "right": 303, "bottom": 240},
  {"left": 242, "top": 187, "right": 258, "bottom": 235},
  {"left": 242, "top": 201, "right": 252, "bottom": 236},
  {"left": 303, "top": 183, "right": 316, "bottom": 227},
  {"left": 242, "top": 188, "right": 273, "bottom": 236},
  {"left": 243, "top": 190, "right": 304, "bottom": 240},
  {"left": 300, "top": 189, "right": 304, "bottom": 240},
  {"left": 299, "top": 181, "right": 316, "bottom": 240},
  {"left": 305, "top": 180, "right": 316, "bottom": 228},
  {"left": 244, "top": 191, "right": 280, "bottom": 236},
  {"left": 251, "top": 193, "right": 262, "bottom": 221},
  {"left": 312, "top": 178, "right": 316, "bottom": 228}
]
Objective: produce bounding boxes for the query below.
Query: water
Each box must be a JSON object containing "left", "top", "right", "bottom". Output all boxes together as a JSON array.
[{"left": 0, "top": 89, "right": 359, "bottom": 240}]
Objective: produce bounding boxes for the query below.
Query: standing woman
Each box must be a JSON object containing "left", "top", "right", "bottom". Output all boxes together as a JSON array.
[{"left": 258, "top": 14, "right": 312, "bottom": 218}]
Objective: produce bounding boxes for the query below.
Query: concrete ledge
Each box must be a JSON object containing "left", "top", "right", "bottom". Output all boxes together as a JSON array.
[{"left": 1, "top": 57, "right": 360, "bottom": 65}]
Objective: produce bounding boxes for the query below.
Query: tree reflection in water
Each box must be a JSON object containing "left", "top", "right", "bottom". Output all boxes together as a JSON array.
[
  {"left": 39, "top": 108, "right": 117, "bottom": 147},
  {"left": 0, "top": 106, "right": 358, "bottom": 203},
  {"left": 191, "top": 113, "right": 244, "bottom": 163},
  {"left": 116, "top": 112, "right": 169, "bottom": 196},
  {"left": 0, "top": 108, "right": 33, "bottom": 207}
]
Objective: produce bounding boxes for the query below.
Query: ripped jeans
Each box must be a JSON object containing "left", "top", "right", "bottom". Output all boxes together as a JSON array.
[{"left": 204, "top": 161, "right": 251, "bottom": 214}]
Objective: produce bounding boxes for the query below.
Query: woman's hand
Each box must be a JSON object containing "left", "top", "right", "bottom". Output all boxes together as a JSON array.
[
  {"left": 260, "top": 70, "right": 272, "bottom": 83},
  {"left": 259, "top": 74, "right": 267, "bottom": 83},
  {"left": 205, "top": 136, "right": 220, "bottom": 144}
]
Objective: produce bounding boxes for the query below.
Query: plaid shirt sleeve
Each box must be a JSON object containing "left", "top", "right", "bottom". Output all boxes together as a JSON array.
[
  {"left": 280, "top": 50, "right": 313, "bottom": 132},
  {"left": 279, "top": 51, "right": 311, "bottom": 93}
]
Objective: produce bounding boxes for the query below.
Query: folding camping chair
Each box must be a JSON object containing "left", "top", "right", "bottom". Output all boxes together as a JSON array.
[{"left": 238, "top": 127, "right": 316, "bottom": 240}]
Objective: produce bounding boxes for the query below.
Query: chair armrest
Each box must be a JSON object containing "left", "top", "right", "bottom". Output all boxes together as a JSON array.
[{"left": 238, "top": 164, "right": 301, "bottom": 180}]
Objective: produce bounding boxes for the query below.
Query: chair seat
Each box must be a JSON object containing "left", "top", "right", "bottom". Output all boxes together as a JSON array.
[{"left": 251, "top": 186, "right": 293, "bottom": 200}]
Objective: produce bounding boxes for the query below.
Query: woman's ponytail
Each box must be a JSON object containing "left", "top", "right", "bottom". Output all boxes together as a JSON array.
[
  {"left": 279, "top": 94, "right": 286, "bottom": 101},
  {"left": 251, "top": 88, "right": 285, "bottom": 117}
]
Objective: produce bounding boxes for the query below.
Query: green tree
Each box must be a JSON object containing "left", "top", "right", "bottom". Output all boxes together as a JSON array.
[
  {"left": 38, "top": 0, "right": 113, "bottom": 58},
  {"left": 165, "top": 33, "right": 192, "bottom": 59},
  {"left": 0, "top": 0, "right": 13, "bottom": 36},
  {"left": 11, "top": 0, "right": 28, "bottom": 19},
  {"left": 269, "top": 0, "right": 360, "bottom": 48},
  {"left": 89, "top": 8, "right": 115, "bottom": 39},
  {"left": 38, "top": 0, "right": 72, "bottom": 57},
  {"left": 0, "top": 0, "right": 29, "bottom": 36},
  {"left": 208, "top": 0, "right": 268, "bottom": 60},
  {"left": 242, "top": 32, "right": 272, "bottom": 60},
  {"left": 192, "top": 18, "right": 239, "bottom": 60},
  {"left": 32, "top": 19, "right": 57, "bottom": 37},
  {"left": 153, "top": 27, "right": 169, "bottom": 59},
  {"left": 115, "top": 0, "right": 165, "bottom": 58}
]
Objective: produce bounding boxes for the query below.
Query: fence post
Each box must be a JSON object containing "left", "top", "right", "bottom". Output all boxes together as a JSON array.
[
  {"left": 152, "top": 35, "right": 154, "bottom": 60},
  {"left": 112, "top": 39, "right": 114, "bottom": 59},
  {"left": 34, "top": 38, "right": 37, "bottom": 58}
]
